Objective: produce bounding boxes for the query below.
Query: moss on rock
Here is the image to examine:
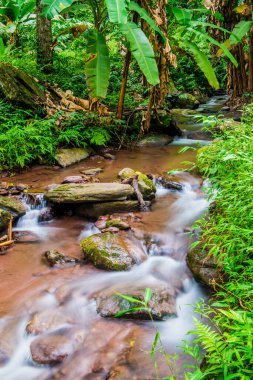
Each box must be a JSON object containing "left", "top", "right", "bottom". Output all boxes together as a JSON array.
[
  {"left": 0, "top": 196, "right": 26, "bottom": 217},
  {"left": 0, "top": 209, "right": 12, "bottom": 231}
]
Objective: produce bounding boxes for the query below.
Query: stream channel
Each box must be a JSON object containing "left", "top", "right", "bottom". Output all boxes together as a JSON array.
[{"left": 0, "top": 96, "right": 236, "bottom": 379}]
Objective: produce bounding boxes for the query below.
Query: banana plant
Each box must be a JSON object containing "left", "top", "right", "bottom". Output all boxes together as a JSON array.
[
  {"left": 41, "top": 0, "right": 161, "bottom": 99},
  {"left": 0, "top": 0, "right": 36, "bottom": 45},
  {"left": 171, "top": 7, "right": 241, "bottom": 90}
]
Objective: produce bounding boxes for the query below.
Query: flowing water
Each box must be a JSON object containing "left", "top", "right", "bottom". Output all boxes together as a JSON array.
[{"left": 0, "top": 96, "right": 232, "bottom": 379}]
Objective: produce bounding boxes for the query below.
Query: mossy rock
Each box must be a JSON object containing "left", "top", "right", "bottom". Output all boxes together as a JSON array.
[
  {"left": 137, "top": 133, "right": 173, "bottom": 147},
  {"left": 175, "top": 93, "right": 200, "bottom": 109},
  {"left": 80, "top": 232, "right": 147, "bottom": 270},
  {"left": 118, "top": 168, "right": 156, "bottom": 199},
  {"left": 0, "top": 209, "right": 12, "bottom": 231},
  {"left": 55, "top": 148, "right": 90, "bottom": 168},
  {"left": 75, "top": 200, "right": 140, "bottom": 218},
  {"left": 187, "top": 242, "right": 224, "bottom": 288},
  {"left": 0, "top": 196, "right": 26, "bottom": 217},
  {"left": 105, "top": 219, "right": 130, "bottom": 230}
]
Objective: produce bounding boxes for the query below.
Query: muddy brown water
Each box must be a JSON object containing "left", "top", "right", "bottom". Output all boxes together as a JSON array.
[{"left": 0, "top": 144, "right": 211, "bottom": 380}]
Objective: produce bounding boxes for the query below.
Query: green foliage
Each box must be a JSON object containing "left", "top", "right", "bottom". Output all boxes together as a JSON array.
[
  {"left": 105, "top": 0, "right": 128, "bottom": 24},
  {"left": 120, "top": 22, "right": 160, "bottom": 86},
  {"left": 86, "top": 30, "right": 110, "bottom": 98},
  {"left": 185, "top": 103, "right": 253, "bottom": 379},
  {"left": 41, "top": 0, "right": 75, "bottom": 19}
]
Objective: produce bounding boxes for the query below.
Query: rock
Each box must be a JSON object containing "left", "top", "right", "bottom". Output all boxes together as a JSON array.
[
  {"left": 13, "top": 230, "right": 40, "bottom": 243},
  {"left": 137, "top": 134, "right": 173, "bottom": 147},
  {"left": 170, "top": 108, "right": 200, "bottom": 128},
  {"left": 118, "top": 168, "right": 135, "bottom": 179},
  {"left": 0, "top": 189, "right": 8, "bottom": 196},
  {"left": 104, "top": 153, "right": 116, "bottom": 160},
  {"left": 62, "top": 176, "right": 86, "bottom": 184},
  {"left": 44, "top": 250, "right": 79, "bottom": 267},
  {"left": 105, "top": 219, "right": 130, "bottom": 230},
  {"left": 80, "top": 168, "right": 103, "bottom": 176},
  {"left": 118, "top": 168, "right": 156, "bottom": 199},
  {"left": 0, "top": 196, "right": 26, "bottom": 217},
  {"left": 96, "top": 283, "right": 177, "bottom": 320},
  {"left": 38, "top": 207, "right": 54, "bottom": 223},
  {"left": 187, "top": 243, "right": 223, "bottom": 288},
  {"left": 26, "top": 310, "right": 73, "bottom": 335},
  {"left": 0, "top": 209, "right": 12, "bottom": 231},
  {"left": 31, "top": 334, "right": 72, "bottom": 364},
  {"left": 101, "top": 227, "right": 119, "bottom": 233},
  {"left": 15, "top": 183, "right": 29, "bottom": 192},
  {"left": 76, "top": 201, "right": 143, "bottom": 218},
  {"left": 45, "top": 183, "right": 134, "bottom": 204},
  {"left": 55, "top": 148, "right": 90, "bottom": 168},
  {"left": 157, "top": 177, "right": 183, "bottom": 191},
  {"left": 80, "top": 232, "right": 147, "bottom": 270},
  {"left": 174, "top": 93, "right": 200, "bottom": 109},
  {"left": 0, "top": 318, "right": 21, "bottom": 364},
  {"left": 0, "top": 63, "right": 46, "bottom": 109},
  {"left": 217, "top": 118, "right": 241, "bottom": 132}
]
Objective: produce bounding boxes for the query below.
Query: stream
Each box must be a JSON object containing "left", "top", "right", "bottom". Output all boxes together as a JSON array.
[{"left": 0, "top": 96, "right": 236, "bottom": 379}]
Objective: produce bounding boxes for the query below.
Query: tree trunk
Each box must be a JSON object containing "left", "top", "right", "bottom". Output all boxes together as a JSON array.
[
  {"left": 116, "top": 50, "right": 132, "bottom": 119},
  {"left": 248, "top": 33, "right": 253, "bottom": 92},
  {"left": 36, "top": 0, "right": 53, "bottom": 72}
]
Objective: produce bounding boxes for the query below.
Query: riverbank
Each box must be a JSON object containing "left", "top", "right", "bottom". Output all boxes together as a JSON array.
[{"left": 189, "top": 103, "right": 253, "bottom": 378}]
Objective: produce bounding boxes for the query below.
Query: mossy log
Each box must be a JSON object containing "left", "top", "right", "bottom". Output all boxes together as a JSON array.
[{"left": 0, "top": 63, "right": 46, "bottom": 109}]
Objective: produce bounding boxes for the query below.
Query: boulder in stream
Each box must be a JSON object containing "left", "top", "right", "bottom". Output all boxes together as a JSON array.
[
  {"left": 55, "top": 148, "right": 90, "bottom": 168},
  {"left": 80, "top": 167, "right": 103, "bottom": 176},
  {"left": 45, "top": 183, "right": 134, "bottom": 204},
  {"left": 80, "top": 232, "right": 147, "bottom": 270},
  {"left": 96, "top": 282, "right": 177, "bottom": 320},
  {"left": 0, "top": 196, "right": 26, "bottom": 218},
  {"left": 76, "top": 200, "right": 143, "bottom": 218},
  {"left": 187, "top": 243, "right": 224, "bottom": 288},
  {"left": 44, "top": 249, "right": 79, "bottom": 267},
  {"left": 174, "top": 93, "right": 200, "bottom": 109},
  {"left": 31, "top": 334, "right": 73, "bottom": 364},
  {"left": 137, "top": 133, "right": 173, "bottom": 147}
]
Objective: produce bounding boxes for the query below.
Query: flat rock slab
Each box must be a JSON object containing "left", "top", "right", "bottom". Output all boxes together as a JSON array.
[
  {"left": 96, "top": 282, "right": 177, "bottom": 320},
  {"left": 55, "top": 148, "right": 90, "bottom": 168},
  {"left": 45, "top": 183, "right": 134, "bottom": 204},
  {"left": 80, "top": 232, "right": 147, "bottom": 270},
  {"left": 75, "top": 200, "right": 141, "bottom": 218}
]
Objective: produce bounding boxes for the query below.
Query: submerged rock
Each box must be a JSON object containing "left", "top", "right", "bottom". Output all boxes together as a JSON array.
[
  {"left": 96, "top": 283, "right": 177, "bottom": 320},
  {"left": 31, "top": 334, "right": 72, "bottom": 364},
  {"left": 45, "top": 183, "right": 134, "bottom": 204},
  {"left": 61, "top": 176, "right": 86, "bottom": 184},
  {"left": 80, "top": 232, "right": 147, "bottom": 270},
  {"left": 137, "top": 134, "right": 173, "bottom": 147},
  {"left": 0, "top": 196, "right": 26, "bottom": 218},
  {"left": 14, "top": 230, "right": 40, "bottom": 244},
  {"left": 26, "top": 310, "right": 73, "bottom": 335},
  {"left": 80, "top": 168, "right": 103, "bottom": 176},
  {"left": 55, "top": 148, "right": 90, "bottom": 168},
  {"left": 44, "top": 250, "right": 79, "bottom": 267},
  {"left": 38, "top": 207, "right": 54, "bottom": 223}
]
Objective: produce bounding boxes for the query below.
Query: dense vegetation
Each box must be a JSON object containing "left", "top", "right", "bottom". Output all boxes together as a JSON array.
[{"left": 188, "top": 106, "right": 253, "bottom": 379}]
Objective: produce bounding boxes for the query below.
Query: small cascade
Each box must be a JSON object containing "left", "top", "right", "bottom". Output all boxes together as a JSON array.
[{"left": 16, "top": 194, "right": 46, "bottom": 229}]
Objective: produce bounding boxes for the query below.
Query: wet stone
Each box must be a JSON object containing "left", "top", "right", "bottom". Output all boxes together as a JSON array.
[
  {"left": 62, "top": 176, "right": 86, "bottom": 184},
  {"left": 80, "top": 168, "right": 103, "bottom": 176},
  {"left": 44, "top": 250, "right": 79, "bottom": 267},
  {"left": 96, "top": 283, "right": 177, "bottom": 320}
]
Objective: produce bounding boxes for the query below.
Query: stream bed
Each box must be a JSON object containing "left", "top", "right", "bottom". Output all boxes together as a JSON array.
[{"left": 0, "top": 95, "right": 236, "bottom": 379}]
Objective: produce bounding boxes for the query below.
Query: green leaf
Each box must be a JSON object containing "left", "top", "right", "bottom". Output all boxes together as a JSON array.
[
  {"left": 189, "top": 28, "right": 238, "bottom": 67},
  {"left": 115, "top": 307, "right": 147, "bottom": 317},
  {"left": 85, "top": 30, "right": 110, "bottom": 98},
  {"left": 0, "top": 37, "right": 5, "bottom": 58},
  {"left": 144, "top": 288, "right": 152, "bottom": 304},
  {"left": 19, "top": 0, "right": 36, "bottom": 20},
  {"left": 181, "top": 40, "right": 219, "bottom": 89},
  {"left": 105, "top": 0, "right": 128, "bottom": 24},
  {"left": 120, "top": 22, "right": 160, "bottom": 86},
  {"left": 129, "top": 2, "right": 166, "bottom": 41},
  {"left": 41, "top": 0, "right": 75, "bottom": 19},
  {"left": 150, "top": 331, "right": 160, "bottom": 358},
  {"left": 172, "top": 8, "right": 192, "bottom": 25},
  {"left": 115, "top": 292, "right": 145, "bottom": 305},
  {"left": 229, "top": 21, "right": 253, "bottom": 45}
]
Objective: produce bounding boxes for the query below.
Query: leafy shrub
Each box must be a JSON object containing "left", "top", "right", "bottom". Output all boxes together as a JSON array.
[{"left": 185, "top": 103, "right": 253, "bottom": 379}]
